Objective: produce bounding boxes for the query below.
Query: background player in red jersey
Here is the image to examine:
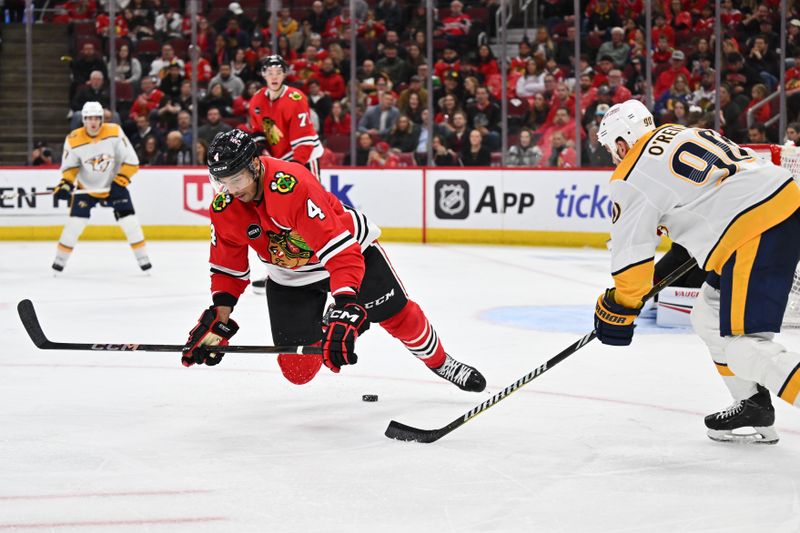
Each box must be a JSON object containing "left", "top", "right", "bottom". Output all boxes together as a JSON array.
[
  {"left": 248, "top": 55, "right": 323, "bottom": 179},
  {"left": 248, "top": 54, "right": 324, "bottom": 293},
  {"left": 181, "top": 130, "right": 486, "bottom": 393}
]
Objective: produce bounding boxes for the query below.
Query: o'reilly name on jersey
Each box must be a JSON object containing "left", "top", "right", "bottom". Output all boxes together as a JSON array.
[{"left": 435, "top": 180, "right": 535, "bottom": 220}]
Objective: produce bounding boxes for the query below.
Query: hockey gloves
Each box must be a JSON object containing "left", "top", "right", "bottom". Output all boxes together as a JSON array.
[
  {"left": 322, "top": 295, "right": 370, "bottom": 372},
  {"left": 182, "top": 306, "right": 239, "bottom": 367},
  {"left": 594, "top": 289, "right": 640, "bottom": 346},
  {"left": 53, "top": 179, "right": 74, "bottom": 201}
]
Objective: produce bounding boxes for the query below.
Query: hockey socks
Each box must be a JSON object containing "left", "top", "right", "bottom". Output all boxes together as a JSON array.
[
  {"left": 118, "top": 214, "right": 151, "bottom": 270},
  {"left": 53, "top": 217, "right": 89, "bottom": 272},
  {"left": 380, "top": 300, "right": 446, "bottom": 368}
]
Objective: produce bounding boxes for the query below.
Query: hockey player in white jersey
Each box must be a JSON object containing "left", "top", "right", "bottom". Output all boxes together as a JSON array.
[
  {"left": 52, "top": 101, "right": 152, "bottom": 272},
  {"left": 592, "top": 99, "right": 800, "bottom": 444}
]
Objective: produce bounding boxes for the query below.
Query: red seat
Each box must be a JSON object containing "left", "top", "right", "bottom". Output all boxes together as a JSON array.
[
  {"left": 75, "top": 35, "right": 102, "bottom": 52},
  {"left": 491, "top": 152, "right": 502, "bottom": 166},
  {"left": 396, "top": 152, "right": 415, "bottom": 167},
  {"left": 135, "top": 38, "right": 163, "bottom": 58},
  {"left": 168, "top": 37, "right": 188, "bottom": 60},
  {"left": 72, "top": 21, "right": 95, "bottom": 37},
  {"left": 508, "top": 97, "right": 530, "bottom": 117},
  {"left": 115, "top": 81, "right": 134, "bottom": 102},
  {"left": 325, "top": 134, "right": 352, "bottom": 153}
]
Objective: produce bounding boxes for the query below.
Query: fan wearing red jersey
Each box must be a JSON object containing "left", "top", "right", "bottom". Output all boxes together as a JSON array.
[
  {"left": 181, "top": 130, "right": 486, "bottom": 394},
  {"left": 248, "top": 55, "right": 323, "bottom": 180}
]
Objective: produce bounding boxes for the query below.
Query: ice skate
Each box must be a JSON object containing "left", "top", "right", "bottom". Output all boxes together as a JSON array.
[
  {"left": 431, "top": 354, "right": 486, "bottom": 392},
  {"left": 51, "top": 257, "right": 66, "bottom": 273},
  {"left": 705, "top": 386, "right": 779, "bottom": 445},
  {"left": 252, "top": 277, "right": 267, "bottom": 294},
  {"left": 137, "top": 256, "right": 152, "bottom": 271}
]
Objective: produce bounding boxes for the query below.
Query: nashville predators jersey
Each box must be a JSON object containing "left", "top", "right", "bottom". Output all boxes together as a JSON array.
[
  {"left": 60, "top": 123, "right": 139, "bottom": 193},
  {"left": 609, "top": 124, "right": 800, "bottom": 308}
]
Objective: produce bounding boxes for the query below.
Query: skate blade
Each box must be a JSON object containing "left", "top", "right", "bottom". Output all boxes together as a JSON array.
[
  {"left": 252, "top": 287, "right": 266, "bottom": 295},
  {"left": 707, "top": 426, "right": 779, "bottom": 445}
]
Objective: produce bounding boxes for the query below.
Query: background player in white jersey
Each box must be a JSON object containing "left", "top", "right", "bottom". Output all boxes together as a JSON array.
[
  {"left": 52, "top": 101, "right": 151, "bottom": 272},
  {"left": 592, "top": 99, "right": 800, "bottom": 444}
]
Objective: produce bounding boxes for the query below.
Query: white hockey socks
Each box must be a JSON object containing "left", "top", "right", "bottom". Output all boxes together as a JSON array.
[
  {"left": 118, "top": 214, "right": 151, "bottom": 270},
  {"left": 53, "top": 217, "right": 89, "bottom": 271},
  {"left": 727, "top": 336, "right": 800, "bottom": 408}
]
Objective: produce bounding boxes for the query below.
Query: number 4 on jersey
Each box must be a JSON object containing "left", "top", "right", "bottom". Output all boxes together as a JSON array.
[{"left": 307, "top": 198, "right": 326, "bottom": 220}]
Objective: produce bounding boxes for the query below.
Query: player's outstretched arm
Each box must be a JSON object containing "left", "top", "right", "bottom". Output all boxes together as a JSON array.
[{"left": 182, "top": 305, "right": 239, "bottom": 367}]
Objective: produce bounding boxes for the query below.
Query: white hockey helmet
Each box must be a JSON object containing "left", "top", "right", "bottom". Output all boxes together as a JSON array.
[
  {"left": 81, "top": 101, "right": 104, "bottom": 123},
  {"left": 597, "top": 99, "right": 655, "bottom": 163}
]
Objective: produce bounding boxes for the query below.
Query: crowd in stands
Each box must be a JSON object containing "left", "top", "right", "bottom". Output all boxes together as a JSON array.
[{"left": 48, "top": 0, "right": 800, "bottom": 168}]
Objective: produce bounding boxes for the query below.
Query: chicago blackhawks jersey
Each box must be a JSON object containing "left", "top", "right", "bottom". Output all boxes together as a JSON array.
[
  {"left": 208, "top": 156, "right": 380, "bottom": 304},
  {"left": 60, "top": 123, "right": 139, "bottom": 194},
  {"left": 609, "top": 124, "right": 800, "bottom": 308},
  {"left": 248, "top": 85, "right": 323, "bottom": 164}
]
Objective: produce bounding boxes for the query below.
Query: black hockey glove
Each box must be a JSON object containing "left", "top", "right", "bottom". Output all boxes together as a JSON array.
[
  {"left": 594, "top": 288, "right": 640, "bottom": 346},
  {"left": 53, "top": 179, "right": 74, "bottom": 201},
  {"left": 182, "top": 307, "right": 239, "bottom": 367},
  {"left": 322, "top": 295, "right": 369, "bottom": 372}
]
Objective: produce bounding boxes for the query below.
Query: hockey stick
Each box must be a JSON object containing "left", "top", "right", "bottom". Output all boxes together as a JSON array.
[
  {"left": 385, "top": 257, "right": 699, "bottom": 443},
  {"left": 1, "top": 189, "right": 108, "bottom": 201},
  {"left": 17, "top": 299, "right": 322, "bottom": 354}
]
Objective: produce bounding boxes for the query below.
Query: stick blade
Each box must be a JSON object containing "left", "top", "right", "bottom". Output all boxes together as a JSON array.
[
  {"left": 384, "top": 420, "right": 445, "bottom": 444},
  {"left": 17, "top": 299, "right": 49, "bottom": 348}
]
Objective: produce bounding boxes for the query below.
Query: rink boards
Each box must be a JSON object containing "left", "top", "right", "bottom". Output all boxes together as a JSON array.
[{"left": 0, "top": 166, "right": 619, "bottom": 247}]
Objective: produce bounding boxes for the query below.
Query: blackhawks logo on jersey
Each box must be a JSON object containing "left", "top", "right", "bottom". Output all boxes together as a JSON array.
[
  {"left": 261, "top": 117, "right": 284, "bottom": 146},
  {"left": 211, "top": 192, "right": 231, "bottom": 212},
  {"left": 289, "top": 91, "right": 302, "bottom": 101},
  {"left": 266, "top": 229, "right": 313, "bottom": 268},
  {"left": 270, "top": 171, "right": 297, "bottom": 194}
]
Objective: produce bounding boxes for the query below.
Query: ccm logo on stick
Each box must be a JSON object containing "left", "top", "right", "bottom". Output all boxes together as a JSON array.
[{"left": 91, "top": 344, "right": 140, "bottom": 350}]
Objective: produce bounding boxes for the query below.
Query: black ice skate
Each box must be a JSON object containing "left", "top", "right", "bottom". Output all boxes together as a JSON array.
[
  {"left": 431, "top": 354, "right": 486, "bottom": 392},
  {"left": 252, "top": 277, "right": 267, "bottom": 294},
  {"left": 705, "top": 386, "right": 779, "bottom": 445}
]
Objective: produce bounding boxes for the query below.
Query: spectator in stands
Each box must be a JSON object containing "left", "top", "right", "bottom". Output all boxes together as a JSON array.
[
  {"left": 652, "top": 34, "right": 673, "bottom": 65},
  {"left": 130, "top": 114, "right": 164, "bottom": 153},
  {"left": 376, "top": 0, "right": 403, "bottom": 32},
  {"left": 527, "top": 92, "right": 550, "bottom": 130},
  {"left": 110, "top": 44, "right": 141, "bottom": 86},
  {"left": 718, "top": 83, "right": 744, "bottom": 141},
  {"left": 785, "top": 122, "right": 800, "bottom": 145},
  {"left": 591, "top": 55, "right": 614, "bottom": 88},
  {"left": 508, "top": 129, "right": 542, "bottom": 167},
  {"left": 344, "top": 132, "right": 373, "bottom": 166},
  {"left": 200, "top": 83, "right": 234, "bottom": 117},
  {"left": 651, "top": 12, "right": 675, "bottom": 47},
  {"left": 461, "top": 76, "right": 480, "bottom": 107},
  {"left": 474, "top": 44, "right": 500, "bottom": 82},
  {"left": 606, "top": 69, "right": 632, "bottom": 103},
  {"left": 625, "top": 56, "right": 647, "bottom": 97},
  {"left": 670, "top": 100, "right": 690, "bottom": 126},
  {"left": 688, "top": 67, "right": 715, "bottom": 110},
  {"left": 688, "top": 38, "right": 713, "bottom": 69},
  {"left": 71, "top": 71, "right": 110, "bottom": 125},
  {"left": 654, "top": 50, "right": 691, "bottom": 98},
  {"left": 69, "top": 42, "right": 107, "bottom": 103},
  {"left": 536, "top": 106, "right": 583, "bottom": 162},
  {"left": 128, "top": 76, "right": 164, "bottom": 122},
  {"left": 720, "top": 0, "right": 742, "bottom": 31},
  {"left": 324, "top": 100, "right": 352, "bottom": 136},
  {"left": 30, "top": 141, "right": 58, "bottom": 166},
  {"left": 292, "top": 46, "right": 323, "bottom": 85},
  {"left": 277, "top": 6, "right": 299, "bottom": 37},
  {"left": 246, "top": 33, "right": 269, "bottom": 70},
  {"left": 654, "top": 74, "right": 690, "bottom": 120},
  {"left": 304, "top": 79, "right": 332, "bottom": 126},
  {"left": 211, "top": 34, "right": 232, "bottom": 71},
  {"left": 405, "top": 4, "right": 428, "bottom": 40},
  {"left": 214, "top": 1, "right": 253, "bottom": 34},
  {"left": 516, "top": 59, "right": 545, "bottom": 98},
  {"left": 788, "top": 19, "right": 800, "bottom": 57},
  {"left": 375, "top": 44, "right": 412, "bottom": 87},
  {"left": 159, "top": 63, "right": 184, "bottom": 99},
  {"left": 544, "top": 82, "right": 574, "bottom": 126},
  {"left": 231, "top": 81, "right": 260, "bottom": 121},
  {"left": 157, "top": 130, "right": 192, "bottom": 165},
  {"left": 305, "top": 1, "right": 328, "bottom": 36},
  {"left": 434, "top": 45, "right": 462, "bottom": 79},
  {"left": 739, "top": 4, "right": 773, "bottom": 36},
  {"left": 742, "top": 83, "right": 772, "bottom": 127},
  {"left": 747, "top": 122, "right": 769, "bottom": 144},
  {"left": 317, "top": 58, "right": 346, "bottom": 101},
  {"left": 185, "top": 53, "right": 214, "bottom": 84},
  {"left": 194, "top": 17, "right": 215, "bottom": 57},
  {"left": 439, "top": 0, "right": 471, "bottom": 52},
  {"left": 156, "top": 79, "right": 189, "bottom": 130},
  {"left": 401, "top": 92, "right": 424, "bottom": 125},
  {"left": 138, "top": 134, "right": 162, "bottom": 166},
  {"left": 367, "top": 141, "right": 401, "bottom": 167},
  {"left": 230, "top": 48, "right": 254, "bottom": 84},
  {"left": 404, "top": 43, "right": 426, "bottom": 71},
  {"left": 358, "top": 91, "right": 400, "bottom": 138},
  {"left": 357, "top": 59, "right": 379, "bottom": 94},
  {"left": 459, "top": 129, "right": 491, "bottom": 166},
  {"left": 176, "top": 110, "right": 193, "bottom": 146},
  {"left": 747, "top": 34, "right": 779, "bottom": 89},
  {"left": 209, "top": 63, "right": 245, "bottom": 99},
  {"left": 597, "top": 26, "right": 630, "bottom": 68},
  {"left": 149, "top": 44, "right": 185, "bottom": 79},
  {"left": 435, "top": 94, "right": 461, "bottom": 126},
  {"left": 434, "top": 70, "right": 465, "bottom": 109},
  {"left": 154, "top": 6, "right": 183, "bottom": 41},
  {"left": 722, "top": 52, "right": 760, "bottom": 103},
  {"left": 429, "top": 134, "right": 459, "bottom": 166},
  {"left": 466, "top": 86, "right": 500, "bottom": 150},
  {"left": 546, "top": 131, "right": 576, "bottom": 168},
  {"left": 584, "top": 122, "right": 613, "bottom": 167},
  {"left": 587, "top": 0, "right": 621, "bottom": 41},
  {"left": 387, "top": 115, "right": 420, "bottom": 153},
  {"left": 445, "top": 110, "right": 470, "bottom": 154},
  {"left": 195, "top": 138, "right": 208, "bottom": 165},
  {"left": 323, "top": 5, "right": 353, "bottom": 39},
  {"left": 197, "top": 106, "right": 233, "bottom": 145}
]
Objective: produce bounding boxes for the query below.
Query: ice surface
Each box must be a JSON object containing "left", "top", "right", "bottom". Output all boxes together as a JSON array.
[{"left": 1, "top": 241, "right": 799, "bottom": 532}]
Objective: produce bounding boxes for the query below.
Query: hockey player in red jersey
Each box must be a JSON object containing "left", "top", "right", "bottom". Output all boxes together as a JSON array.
[
  {"left": 181, "top": 130, "right": 486, "bottom": 393},
  {"left": 248, "top": 55, "right": 323, "bottom": 179}
]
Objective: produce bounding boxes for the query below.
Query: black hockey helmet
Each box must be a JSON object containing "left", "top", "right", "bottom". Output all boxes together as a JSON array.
[
  {"left": 259, "top": 54, "right": 288, "bottom": 73},
  {"left": 207, "top": 129, "right": 258, "bottom": 180}
]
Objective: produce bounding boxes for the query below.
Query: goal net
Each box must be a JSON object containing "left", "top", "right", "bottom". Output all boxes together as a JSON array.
[{"left": 743, "top": 144, "right": 800, "bottom": 329}]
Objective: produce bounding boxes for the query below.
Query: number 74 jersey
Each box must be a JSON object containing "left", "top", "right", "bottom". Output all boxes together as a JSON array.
[{"left": 609, "top": 124, "right": 800, "bottom": 307}]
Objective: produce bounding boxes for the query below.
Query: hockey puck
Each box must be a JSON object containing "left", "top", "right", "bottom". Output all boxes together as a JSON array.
[{"left": 362, "top": 394, "right": 378, "bottom": 402}]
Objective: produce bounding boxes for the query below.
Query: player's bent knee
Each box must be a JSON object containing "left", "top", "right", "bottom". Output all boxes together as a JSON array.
[
  {"left": 277, "top": 352, "right": 323, "bottom": 385},
  {"left": 725, "top": 334, "right": 783, "bottom": 377}
]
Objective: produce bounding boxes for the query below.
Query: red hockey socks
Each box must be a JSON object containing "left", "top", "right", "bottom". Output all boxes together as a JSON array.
[
  {"left": 380, "top": 300, "right": 446, "bottom": 368},
  {"left": 277, "top": 341, "right": 323, "bottom": 385}
]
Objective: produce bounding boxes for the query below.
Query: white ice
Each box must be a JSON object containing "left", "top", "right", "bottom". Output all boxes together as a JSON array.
[{"left": 1, "top": 241, "right": 799, "bottom": 533}]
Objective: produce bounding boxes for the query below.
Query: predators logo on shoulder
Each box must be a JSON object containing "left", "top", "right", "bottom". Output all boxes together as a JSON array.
[
  {"left": 270, "top": 171, "right": 297, "bottom": 194},
  {"left": 212, "top": 192, "right": 232, "bottom": 212},
  {"left": 289, "top": 91, "right": 302, "bottom": 101}
]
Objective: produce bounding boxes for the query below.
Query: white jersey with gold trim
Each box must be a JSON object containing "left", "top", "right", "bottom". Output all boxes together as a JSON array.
[{"left": 60, "top": 123, "right": 139, "bottom": 191}]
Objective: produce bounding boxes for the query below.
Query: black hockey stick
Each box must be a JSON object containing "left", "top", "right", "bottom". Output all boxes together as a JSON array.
[
  {"left": 17, "top": 299, "right": 322, "bottom": 354},
  {"left": 385, "top": 257, "right": 699, "bottom": 443}
]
